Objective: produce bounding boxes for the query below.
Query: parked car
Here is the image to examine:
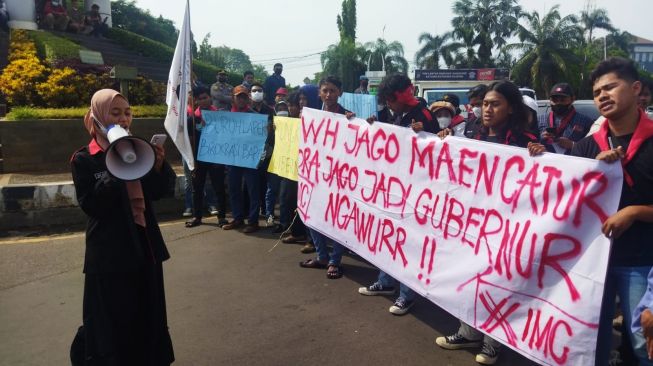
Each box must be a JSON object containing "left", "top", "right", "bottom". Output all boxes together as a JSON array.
[{"left": 536, "top": 100, "right": 601, "bottom": 121}]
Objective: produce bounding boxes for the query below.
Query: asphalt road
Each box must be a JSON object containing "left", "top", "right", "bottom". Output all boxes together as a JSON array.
[{"left": 0, "top": 218, "right": 539, "bottom": 366}]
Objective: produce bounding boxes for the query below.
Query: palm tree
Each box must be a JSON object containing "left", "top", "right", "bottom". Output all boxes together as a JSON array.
[
  {"left": 451, "top": 0, "right": 523, "bottom": 67},
  {"left": 444, "top": 28, "right": 480, "bottom": 68},
  {"left": 320, "top": 39, "right": 367, "bottom": 92},
  {"left": 415, "top": 32, "right": 450, "bottom": 69},
  {"left": 363, "top": 38, "right": 408, "bottom": 73},
  {"left": 505, "top": 5, "right": 583, "bottom": 97},
  {"left": 580, "top": 7, "right": 614, "bottom": 45}
]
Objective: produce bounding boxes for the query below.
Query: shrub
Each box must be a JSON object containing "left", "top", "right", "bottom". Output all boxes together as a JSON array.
[
  {"left": 128, "top": 76, "right": 167, "bottom": 105},
  {"left": 27, "top": 30, "right": 84, "bottom": 62},
  {"left": 5, "top": 105, "right": 168, "bottom": 120},
  {"left": 36, "top": 67, "right": 87, "bottom": 107}
]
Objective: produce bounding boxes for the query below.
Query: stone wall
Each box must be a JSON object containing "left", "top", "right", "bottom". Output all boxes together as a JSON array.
[{"left": 0, "top": 118, "right": 181, "bottom": 174}]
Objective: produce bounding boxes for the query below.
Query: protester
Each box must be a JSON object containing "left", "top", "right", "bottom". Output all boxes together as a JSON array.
[
  {"left": 281, "top": 85, "right": 321, "bottom": 252},
  {"left": 241, "top": 70, "right": 254, "bottom": 90},
  {"left": 436, "top": 80, "right": 538, "bottom": 365},
  {"left": 359, "top": 73, "right": 436, "bottom": 316},
  {"left": 211, "top": 70, "right": 233, "bottom": 110},
  {"left": 568, "top": 57, "right": 653, "bottom": 366},
  {"left": 184, "top": 86, "right": 228, "bottom": 228},
  {"left": 464, "top": 84, "right": 489, "bottom": 138},
  {"left": 42, "top": 0, "right": 69, "bottom": 31},
  {"left": 538, "top": 82, "right": 594, "bottom": 154},
  {"left": 354, "top": 75, "right": 369, "bottom": 94},
  {"left": 441, "top": 93, "right": 466, "bottom": 131},
  {"left": 371, "top": 72, "right": 438, "bottom": 133},
  {"left": 222, "top": 85, "right": 262, "bottom": 233},
  {"left": 299, "top": 76, "right": 351, "bottom": 279},
  {"left": 275, "top": 88, "right": 288, "bottom": 104},
  {"left": 263, "top": 63, "right": 285, "bottom": 106},
  {"left": 275, "top": 101, "right": 289, "bottom": 116},
  {"left": 522, "top": 95, "right": 539, "bottom": 133},
  {"left": 69, "top": 89, "right": 175, "bottom": 365},
  {"left": 431, "top": 100, "right": 464, "bottom": 138},
  {"left": 588, "top": 78, "right": 653, "bottom": 135},
  {"left": 250, "top": 82, "right": 274, "bottom": 116}
]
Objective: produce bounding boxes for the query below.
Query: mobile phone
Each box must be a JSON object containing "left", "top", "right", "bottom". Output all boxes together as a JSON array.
[
  {"left": 544, "top": 127, "right": 557, "bottom": 136},
  {"left": 150, "top": 134, "right": 167, "bottom": 146}
]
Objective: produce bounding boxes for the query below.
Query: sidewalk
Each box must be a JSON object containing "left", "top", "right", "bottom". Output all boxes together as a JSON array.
[{"left": 0, "top": 165, "right": 186, "bottom": 234}]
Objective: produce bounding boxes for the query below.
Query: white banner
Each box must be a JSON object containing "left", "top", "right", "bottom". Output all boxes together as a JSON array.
[
  {"left": 298, "top": 108, "right": 622, "bottom": 366},
  {"left": 163, "top": 0, "right": 194, "bottom": 170}
]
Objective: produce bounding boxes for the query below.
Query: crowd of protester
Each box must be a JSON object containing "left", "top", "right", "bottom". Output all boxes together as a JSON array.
[{"left": 70, "top": 57, "right": 653, "bottom": 365}]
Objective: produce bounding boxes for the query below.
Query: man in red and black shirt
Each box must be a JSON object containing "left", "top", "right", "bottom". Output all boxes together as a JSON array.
[
  {"left": 571, "top": 57, "right": 653, "bottom": 366},
  {"left": 374, "top": 73, "right": 439, "bottom": 134},
  {"left": 538, "top": 82, "right": 594, "bottom": 154}
]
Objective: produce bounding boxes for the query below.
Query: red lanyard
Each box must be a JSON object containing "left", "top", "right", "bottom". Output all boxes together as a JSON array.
[{"left": 548, "top": 109, "right": 576, "bottom": 135}]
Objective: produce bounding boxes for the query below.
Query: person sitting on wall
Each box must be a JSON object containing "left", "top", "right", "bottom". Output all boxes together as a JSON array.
[
  {"left": 85, "top": 3, "right": 108, "bottom": 37},
  {"left": 43, "top": 0, "right": 70, "bottom": 31}
]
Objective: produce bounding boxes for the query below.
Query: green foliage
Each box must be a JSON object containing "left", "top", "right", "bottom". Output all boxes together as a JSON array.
[
  {"left": 128, "top": 76, "right": 167, "bottom": 105},
  {"left": 415, "top": 33, "right": 450, "bottom": 69},
  {"left": 5, "top": 105, "right": 167, "bottom": 120},
  {"left": 27, "top": 30, "right": 84, "bottom": 62},
  {"left": 197, "top": 33, "right": 268, "bottom": 83},
  {"left": 36, "top": 67, "right": 87, "bottom": 106},
  {"left": 111, "top": 0, "right": 178, "bottom": 48},
  {"left": 452, "top": 0, "right": 522, "bottom": 67},
  {"left": 337, "top": 0, "right": 357, "bottom": 41},
  {"left": 106, "top": 28, "right": 240, "bottom": 85},
  {"left": 363, "top": 38, "right": 408, "bottom": 73}
]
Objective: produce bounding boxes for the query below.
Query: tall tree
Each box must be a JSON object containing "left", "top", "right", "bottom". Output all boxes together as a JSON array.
[
  {"left": 443, "top": 28, "right": 480, "bottom": 68},
  {"left": 451, "top": 0, "right": 522, "bottom": 67},
  {"left": 505, "top": 5, "right": 583, "bottom": 97},
  {"left": 580, "top": 6, "right": 614, "bottom": 45},
  {"left": 321, "top": 0, "right": 365, "bottom": 92},
  {"left": 364, "top": 38, "right": 408, "bottom": 73},
  {"left": 415, "top": 32, "right": 450, "bottom": 69}
]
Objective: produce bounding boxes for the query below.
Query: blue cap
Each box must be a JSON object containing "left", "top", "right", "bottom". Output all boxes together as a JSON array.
[{"left": 360, "top": 75, "right": 369, "bottom": 81}]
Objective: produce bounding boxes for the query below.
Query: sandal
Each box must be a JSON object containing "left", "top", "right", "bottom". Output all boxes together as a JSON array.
[
  {"left": 326, "top": 264, "right": 343, "bottom": 279},
  {"left": 300, "top": 243, "right": 316, "bottom": 254},
  {"left": 299, "top": 258, "right": 327, "bottom": 269},
  {"left": 185, "top": 218, "right": 201, "bottom": 228}
]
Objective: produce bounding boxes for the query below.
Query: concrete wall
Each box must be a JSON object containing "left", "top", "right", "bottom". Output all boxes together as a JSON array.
[{"left": 0, "top": 118, "right": 181, "bottom": 174}]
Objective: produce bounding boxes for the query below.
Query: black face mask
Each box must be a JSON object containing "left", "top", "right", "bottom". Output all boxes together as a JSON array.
[
  {"left": 551, "top": 104, "right": 572, "bottom": 115},
  {"left": 218, "top": 76, "right": 227, "bottom": 83},
  {"left": 274, "top": 68, "right": 282, "bottom": 75}
]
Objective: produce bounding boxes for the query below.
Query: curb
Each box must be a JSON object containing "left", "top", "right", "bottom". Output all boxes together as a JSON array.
[{"left": 0, "top": 175, "right": 186, "bottom": 232}]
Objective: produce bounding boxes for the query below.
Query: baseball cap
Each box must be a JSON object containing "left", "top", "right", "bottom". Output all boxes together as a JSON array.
[
  {"left": 275, "top": 87, "right": 288, "bottom": 95},
  {"left": 522, "top": 95, "right": 538, "bottom": 113},
  {"left": 360, "top": 75, "right": 369, "bottom": 81},
  {"left": 233, "top": 85, "right": 249, "bottom": 96},
  {"left": 441, "top": 93, "right": 460, "bottom": 108},
  {"left": 550, "top": 83, "right": 573, "bottom": 98}
]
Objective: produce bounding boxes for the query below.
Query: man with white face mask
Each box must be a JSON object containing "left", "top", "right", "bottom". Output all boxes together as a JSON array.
[
  {"left": 250, "top": 82, "right": 274, "bottom": 117},
  {"left": 430, "top": 101, "right": 465, "bottom": 137},
  {"left": 463, "top": 84, "right": 488, "bottom": 138}
]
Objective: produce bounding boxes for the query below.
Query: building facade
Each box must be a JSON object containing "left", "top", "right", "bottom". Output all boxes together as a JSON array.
[{"left": 631, "top": 36, "right": 653, "bottom": 73}]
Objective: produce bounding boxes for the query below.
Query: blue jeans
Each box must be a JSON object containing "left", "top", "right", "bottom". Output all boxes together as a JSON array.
[
  {"left": 265, "top": 173, "right": 281, "bottom": 217},
  {"left": 227, "top": 166, "right": 260, "bottom": 224},
  {"left": 310, "top": 229, "right": 344, "bottom": 266},
  {"left": 378, "top": 271, "right": 416, "bottom": 302},
  {"left": 596, "top": 265, "right": 653, "bottom": 366}
]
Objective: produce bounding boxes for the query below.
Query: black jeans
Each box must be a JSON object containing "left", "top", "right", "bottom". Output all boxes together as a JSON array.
[{"left": 192, "top": 162, "right": 226, "bottom": 219}]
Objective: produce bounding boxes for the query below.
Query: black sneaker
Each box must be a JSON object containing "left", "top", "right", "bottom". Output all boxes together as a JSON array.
[
  {"left": 475, "top": 342, "right": 500, "bottom": 365},
  {"left": 435, "top": 333, "right": 482, "bottom": 350},
  {"left": 358, "top": 282, "right": 395, "bottom": 296},
  {"left": 389, "top": 297, "right": 414, "bottom": 315}
]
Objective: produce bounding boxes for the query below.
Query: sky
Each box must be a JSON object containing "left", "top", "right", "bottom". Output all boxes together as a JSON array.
[{"left": 130, "top": 0, "right": 653, "bottom": 86}]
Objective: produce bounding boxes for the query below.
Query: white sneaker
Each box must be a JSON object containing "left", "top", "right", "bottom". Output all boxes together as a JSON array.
[
  {"left": 388, "top": 298, "right": 414, "bottom": 315},
  {"left": 182, "top": 208, "right": 192, "bottom": 217},
  {"left": 475, "top": 342, "right": 500, "bottom": 365},
  {"left": 266, "top": 215, "right": 275, "bottom": 227}
]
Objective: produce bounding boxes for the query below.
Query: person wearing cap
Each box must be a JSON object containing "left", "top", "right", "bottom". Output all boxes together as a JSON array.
[
  {"left": 537, "top": 82, "right": 593, "bottom": 154},
  {"left": 431, "top": 100, "right": 463, "bottom": 138},
  {"left": 441, "top": 93, "right": 466, "bottom": 127},
  {"left": 354, "top": 75, "right": 369, "bottom": 94},
  {"left": 264, "top": 63, "right": 286, "bottom": 106},
  {"left": 275, "top": 88, "right": 288, "bottom": 104},
  {"left": 222, "top": 85, "right": 262, "bottom": 234},
  {"left": 210, "top": 70, "right": 233, "bottom": 110}
]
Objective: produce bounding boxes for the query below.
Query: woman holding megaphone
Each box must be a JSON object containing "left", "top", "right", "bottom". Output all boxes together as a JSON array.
[{"left": 69, "top": 89, "right": 175, "bottom": 365}]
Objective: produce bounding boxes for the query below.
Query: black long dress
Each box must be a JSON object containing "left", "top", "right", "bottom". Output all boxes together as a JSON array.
[{"left": 70, "top": 141, "right": 175, "bottom": 365}]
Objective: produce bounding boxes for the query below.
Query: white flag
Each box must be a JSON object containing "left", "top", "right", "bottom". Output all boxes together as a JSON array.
[{"left": 164, "top": 0, "right": 194, "bottom": 170}]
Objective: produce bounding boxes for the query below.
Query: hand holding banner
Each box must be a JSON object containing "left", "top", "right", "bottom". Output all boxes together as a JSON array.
[
  {"left": 268, "top": 116, "right": 300, "bottom": 180},
  {"left": 298, "top": 107, "right": 622, "bottom": 366}
]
